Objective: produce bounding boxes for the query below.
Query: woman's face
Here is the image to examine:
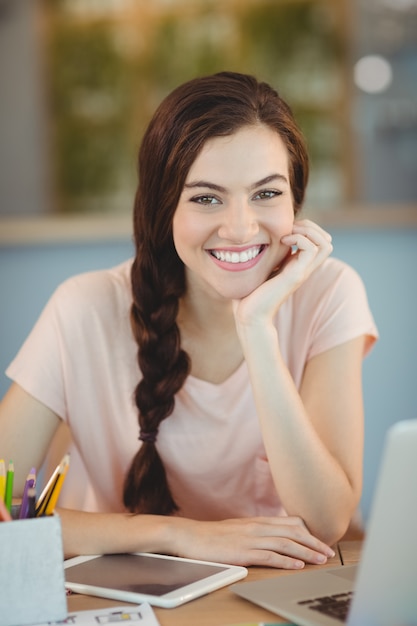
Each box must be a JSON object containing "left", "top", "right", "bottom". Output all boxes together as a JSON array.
[{"left": 173, "top": 124, "right": 295, "bottom": 301}]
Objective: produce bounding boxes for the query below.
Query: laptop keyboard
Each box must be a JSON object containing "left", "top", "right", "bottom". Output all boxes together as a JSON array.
[{"left": 298, "top": 591, "right": 354, "bottom": 622}]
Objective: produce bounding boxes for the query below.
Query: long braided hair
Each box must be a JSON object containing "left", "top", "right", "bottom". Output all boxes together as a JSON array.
[{"left": 123, "top": 71, "right": 309, "bottom": 515}]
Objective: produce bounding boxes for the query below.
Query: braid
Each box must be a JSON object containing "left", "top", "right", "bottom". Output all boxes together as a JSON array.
[
  {"left": 123, "top": 71, "right": 309, "bottom": 515},
  {"left": 123, "top": 243, "right": 190, "bottom": 515}
]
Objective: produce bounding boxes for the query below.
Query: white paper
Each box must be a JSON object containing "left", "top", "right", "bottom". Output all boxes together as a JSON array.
[{"left": 39, "top": 603, "right": 161, "bottom": 625}]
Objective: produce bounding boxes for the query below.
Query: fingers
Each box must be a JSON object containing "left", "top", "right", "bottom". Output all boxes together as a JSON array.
[
  {"left": 246, "top": 540, "right": 326, "bottom": 570},
  {"left": 240, "top": 517, "right": 335, "bottom": 567},
  {"left": 282, "top": 220, "right": 332, "bottom": 257},
  {"left": 185, "top": 517, "right": 335, "bottom": 570},
  {"left": 291, "top": 218, "right": 333, "bottom": 242},
  {"left": 278, "top": 220, "right": 333, "bottom": 284}
]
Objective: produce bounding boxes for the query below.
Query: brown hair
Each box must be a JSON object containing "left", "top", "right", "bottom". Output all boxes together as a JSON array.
[{"left": 123, "top": 71, "right": 309, "bottom": 514}]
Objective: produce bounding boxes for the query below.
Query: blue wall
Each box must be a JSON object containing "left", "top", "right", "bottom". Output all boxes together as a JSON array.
[
  {"left": 1, "top": 227, "right": 416, "bottom": 523},
  {"left": 329, "top": 227, "right": 417, "bottom": 522}
]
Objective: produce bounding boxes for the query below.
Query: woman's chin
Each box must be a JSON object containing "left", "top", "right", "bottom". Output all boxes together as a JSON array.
[{"left": 216, "top": 281, "right": 265, "bottom": 301}]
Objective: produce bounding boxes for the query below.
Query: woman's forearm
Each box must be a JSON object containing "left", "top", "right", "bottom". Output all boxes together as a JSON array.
[
  {"left": 58, "top": 509, "right": 173, "bottom": 559},
  {"left": 237, "top": 323, "right": 363, "bottom": 544},
  {"left": 58, "top": 509, "right": 336, "bottom": 568}
]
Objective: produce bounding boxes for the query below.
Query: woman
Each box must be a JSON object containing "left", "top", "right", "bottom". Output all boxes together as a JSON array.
[{"left": 0, "top": 71, "right": 377, "bottom": 568}]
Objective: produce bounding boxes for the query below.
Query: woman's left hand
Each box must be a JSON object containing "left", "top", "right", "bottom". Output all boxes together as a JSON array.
[{"left": 233, "top": 219, "right": 333, "bottom": 326}]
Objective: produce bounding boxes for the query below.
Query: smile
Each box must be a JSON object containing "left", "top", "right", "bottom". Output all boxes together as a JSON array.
[{"left": 210, "top": 245, "right": 264, "bottom": 264}]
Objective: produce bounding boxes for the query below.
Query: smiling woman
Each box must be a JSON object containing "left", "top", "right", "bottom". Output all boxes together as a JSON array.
[
  {"left": 172, "top": 126, "right": 294, "bottom": 299},
  {"left": 0, "top": 72, "right": 378, "bottom": 569}
]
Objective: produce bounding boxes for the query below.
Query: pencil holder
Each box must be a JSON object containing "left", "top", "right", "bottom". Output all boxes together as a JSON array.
[{"left": 0, "top": 508, "right": 68, "bottom": 626}]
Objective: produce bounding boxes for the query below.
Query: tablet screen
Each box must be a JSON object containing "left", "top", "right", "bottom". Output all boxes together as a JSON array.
[{"left": 65, "top": 553, "right": 229, "bottom": 596}]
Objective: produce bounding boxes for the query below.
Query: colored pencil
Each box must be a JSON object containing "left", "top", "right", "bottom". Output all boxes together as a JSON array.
[
  {"left": 19, "top": 468, "right": 37, "bottom": 519},
  {"left": 4, "top": 461, "right": 14, "bottom": 513},
  {"left": 36, "top": 454, "right": 70, "bottom": 516},
  {"left": 0, "top": 459, "right": 6, "bottom": 502},
  {"left": 44, "top": 455, "right": 70, "bottom": 515},
  {"left": 26, "top": 487, "right": 37, "bottom": 519}
]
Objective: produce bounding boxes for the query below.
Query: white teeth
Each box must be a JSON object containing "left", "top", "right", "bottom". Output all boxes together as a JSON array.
[{"left": 211, "top": 246, "right": 262, "bottom": 264}]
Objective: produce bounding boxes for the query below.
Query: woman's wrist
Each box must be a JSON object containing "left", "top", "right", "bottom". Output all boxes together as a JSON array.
[
  {"left": 59, "top": 509, "right": 178, "bottom": 558},
  {"left": 236, "top": 319, "right": 280, "bottom": 360}
]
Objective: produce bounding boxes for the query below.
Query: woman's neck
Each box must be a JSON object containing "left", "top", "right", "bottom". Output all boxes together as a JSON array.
[
  {"left": 177, "top": 291, "right": 244, "bottom": 384},
  {"left": 178, "top": 288, "right": 235, "bottom": 335}
]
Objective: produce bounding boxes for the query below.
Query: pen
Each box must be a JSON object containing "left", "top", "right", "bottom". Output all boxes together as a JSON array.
[
  {"left": 0, "top": 459, "right": 6, "bottom": 502},
  {"left": 35, "top": 453, "right": 70, "bottom": 516},
  {"left": 19, "top": 467, "right": 37, "bottom": 519},
  {"left": 5, "top": 460, "right": 14, "bottom": 513}
]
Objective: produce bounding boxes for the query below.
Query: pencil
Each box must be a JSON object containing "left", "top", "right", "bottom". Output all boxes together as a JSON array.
[
  {"left": 35, "top": 454, "right": 70, "bottom": 516},
  {"left": 0, "top": 459, "right": 6, "bottom": 502},
  {"left": 19, "top": 468, "right": 37, "bottom": 519},
  {"left": 4, "top": 461, "right": 14, "bottom": 513},
  {"left": 44, "top": 455, "right": 70, "bottom": 515},
  {"left": 34, "top": 455, "right": 66, "bottom": 516},
  {"left": 26, "top": 487, "right": 37, "bottom": 519}
]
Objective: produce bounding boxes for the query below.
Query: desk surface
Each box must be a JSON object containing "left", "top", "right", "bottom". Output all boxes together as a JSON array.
[{"left": 67, "top": 541, "right": 362, "bottom": 626}]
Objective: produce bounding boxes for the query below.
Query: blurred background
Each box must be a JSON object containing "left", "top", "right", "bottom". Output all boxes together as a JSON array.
[
  {"left": 0, "top": 0, "right": 416, "bottom": 523},
  {"left": 1, "top": 0, "right": 417, "bottom": 215}
]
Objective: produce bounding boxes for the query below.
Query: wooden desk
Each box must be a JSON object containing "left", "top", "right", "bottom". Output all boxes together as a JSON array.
[{"left": 67, "top": 542, "right": 362, "bottom": 625}]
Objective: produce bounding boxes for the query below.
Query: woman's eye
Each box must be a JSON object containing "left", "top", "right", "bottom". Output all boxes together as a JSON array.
[
  {"left": 192, "top": 194, "right": 221, "bottom": 205},
  {"left": 253, "top": 189, "right": 282, "bottom": 201}
]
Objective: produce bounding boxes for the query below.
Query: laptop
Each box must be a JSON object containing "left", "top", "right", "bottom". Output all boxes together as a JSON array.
[{"left": 231, "top": 419, "right": 417, "bottom": 626}]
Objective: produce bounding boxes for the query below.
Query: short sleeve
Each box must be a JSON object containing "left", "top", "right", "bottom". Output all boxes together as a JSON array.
[
  {"left": 5, "top": 261, "right": 134, "bottom": 421},
  {"left": 6, "top": 280, "right": 74, "bottom": 418},
  {"left": 304, "top": 259, "right": 379, "bottom": 359}
]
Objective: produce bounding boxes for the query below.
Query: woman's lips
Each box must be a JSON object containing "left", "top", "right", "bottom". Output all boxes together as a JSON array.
[{"left": 208, "top": 245, "right": 267, "bottom": 271}]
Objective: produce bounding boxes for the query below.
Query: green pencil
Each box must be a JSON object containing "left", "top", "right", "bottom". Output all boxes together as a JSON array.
[{"left": 5, "top": 460, "right": 14, "bottom": 513}]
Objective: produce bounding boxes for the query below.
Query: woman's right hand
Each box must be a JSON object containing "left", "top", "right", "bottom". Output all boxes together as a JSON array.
[
  {"left": 233, "top": 219, "right": 333, "bottom": 331},
  {"left": 169, "top": 515, "right": 335, "bottom": 569}
]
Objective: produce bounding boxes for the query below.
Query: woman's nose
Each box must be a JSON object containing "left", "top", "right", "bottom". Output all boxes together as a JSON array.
[{"left": 217, "top": 201, "right": 259, "bottom": 243}]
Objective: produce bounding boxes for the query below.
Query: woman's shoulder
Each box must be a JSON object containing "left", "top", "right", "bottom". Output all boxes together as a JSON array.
[
  {"left": 313, "top": 255, "right": 362, "bottom": 280},
  {"left": 288, "top": 256, "right": 373, "bottom": 329},
  {"left": 299, "top": 256, "right": 366, "bottom": 298},
  {"left": 278, "top": 257, "right": 378, "bottom": 364},
  {"left": 54, "top": 259, "right": 133, "bottom": 308}
]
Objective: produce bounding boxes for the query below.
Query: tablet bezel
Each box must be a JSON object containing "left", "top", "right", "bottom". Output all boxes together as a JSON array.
[{"left": 64, "top": 552, "right": 248, "bottom": 608}]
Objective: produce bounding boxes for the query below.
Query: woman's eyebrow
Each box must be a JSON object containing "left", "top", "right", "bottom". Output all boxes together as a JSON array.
[
  {"left": 184, "top": 173, "right": 288, "bottom": 193},
  {"left": 249, "top": 173, "right": 288, "bottom": 189},
  {"left": 184, "top": 180, "right": 226, "bottom": 192}
]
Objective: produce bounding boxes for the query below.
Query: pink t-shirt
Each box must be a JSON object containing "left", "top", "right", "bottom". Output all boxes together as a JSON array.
[{"left": 6, "top": 258, "right": 378, "bottom": 518}]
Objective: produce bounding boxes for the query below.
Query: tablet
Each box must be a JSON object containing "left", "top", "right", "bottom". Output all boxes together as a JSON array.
[{"left": 64, "top": 552, "right": 248, "bottom": 608}]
